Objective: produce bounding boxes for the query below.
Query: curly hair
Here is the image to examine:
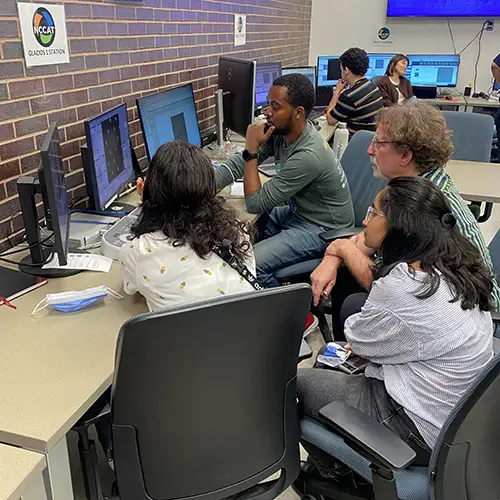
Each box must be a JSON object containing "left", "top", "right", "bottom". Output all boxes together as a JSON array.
[
  {"left": 377, "top": 103, "right": 454, "bottom": 173},
  {"left": 385, "top": 54, "right": 409, "bottom": 76},
  {"left": 373, "top": 177, "right": 493, "bottom": 311},
  {"left": 340, "top": 47, "right": 370, "bottom": 77},
  {"left": 131, "top": 140, "right": 253, "bottom": 262},
  {"left": 272, "top": 73, "right": 315, "bottom": 116}
]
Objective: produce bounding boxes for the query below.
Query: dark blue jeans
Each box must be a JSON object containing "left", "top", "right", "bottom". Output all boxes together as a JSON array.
[{"left": 254, "top": 206, "right": 327, "bottom": 288}]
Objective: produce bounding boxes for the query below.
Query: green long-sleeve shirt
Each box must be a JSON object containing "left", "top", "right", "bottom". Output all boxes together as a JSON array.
[{"left": 215, "top": 122, "right": 355, "bottom": 230}]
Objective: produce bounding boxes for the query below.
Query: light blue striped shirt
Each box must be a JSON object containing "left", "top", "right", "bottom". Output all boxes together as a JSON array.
[{"left": 345, "top": 263, "right": 493, "bottom": 447}]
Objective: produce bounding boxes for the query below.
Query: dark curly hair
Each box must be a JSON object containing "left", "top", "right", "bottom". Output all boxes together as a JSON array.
[
  {"left": 340, "top": 47, "right": 370, "bottom": 77},
  {"left": 131, "top": 140, "right": 253, "bottom": 262},
  {"left": 373, "top": 177, "right": 493, "bottom": 311},
  {"left": 272, "top": 73, "right": 315, "bottom": 116}
]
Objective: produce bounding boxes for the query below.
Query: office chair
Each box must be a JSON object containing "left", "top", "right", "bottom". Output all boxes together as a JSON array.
[
  {"left": 74, "top": 285, "right": 312, "bottom": 500},
  {"left": 296, "top": 349, "right": 500, "bottom": 500},
  {"left": 488, "top": 229, "right": 500, "bottom": 334},
  {"left": 442, "top": 110, "right": 495, "bottom": 222},
  {"left": 371, "top": 76, "right": 382, "bottom": 86}
]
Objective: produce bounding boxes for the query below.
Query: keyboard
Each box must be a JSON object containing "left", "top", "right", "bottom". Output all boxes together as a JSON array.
[
  {"left": 258, "top": 158, "right": 277, "bottom": 177},
  {"left": 309, "top": 109, "right": 325, "bottom": 120}
]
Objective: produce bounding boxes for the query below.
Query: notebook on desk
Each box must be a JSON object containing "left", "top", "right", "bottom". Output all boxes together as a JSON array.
[{"left": 0, "top": 266, "right": 48, "bottom": 307}]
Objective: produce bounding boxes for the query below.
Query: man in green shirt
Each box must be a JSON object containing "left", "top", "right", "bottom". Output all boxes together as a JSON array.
[{"left": 215, "top": 73, "right": 354, "bottom": 287}]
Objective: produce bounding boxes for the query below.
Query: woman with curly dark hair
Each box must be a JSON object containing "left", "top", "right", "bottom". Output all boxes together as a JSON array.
[{"left": 119, "top": 140, "right": 255, "bottom": 311}]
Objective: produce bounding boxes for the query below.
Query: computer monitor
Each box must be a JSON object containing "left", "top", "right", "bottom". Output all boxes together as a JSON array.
[
  {"left": 282, "top": 66, "right": 316, "bottom": 89},
  {"left": 17, "top": 123, "right": 77, "bottom": 277},
  {"left": 137, "top": 83, "right": 202, "bottom": 161},
  {"left": 406, "top": 54, "right": 460, "bottom": 87},
  {"left": 366, "top": 53, "right": 396, "bottom": 80},
  {"left": 83, "top": 104, "right": 135, "bottom": 211},
  {"left": 255, "top": 62, "right": 282, "bottom": 108},
  {"left": 218, "top": 56, "right": 256, "bottom": 138},
  {"left": 317, "top": 56, "right": 341, "bottom": 87}
]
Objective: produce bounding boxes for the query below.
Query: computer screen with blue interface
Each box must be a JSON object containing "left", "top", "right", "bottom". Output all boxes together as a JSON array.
[
  {"left": 387, "top": 0, "right": 500, "bottom": 17},
  {"left": 255, "top": 62, "right": 281, "bottom": 108},
  {"left": 317, "top": 56, "right": 341, "bottom": 87},
  {"left": 137, "top": 83, "right": 201, "bottom": 160},
  {"left": 406, "top": 54, "right": 460, "bottom": 87},
  {"left": 85, "top": 104, "right": 134, "bottom": 210},
  {"left": 282, "top": 67, "right": 316, "bottom": 89},
  {"left": 366, "top": 53, "right": 396, "bottom": 80}
]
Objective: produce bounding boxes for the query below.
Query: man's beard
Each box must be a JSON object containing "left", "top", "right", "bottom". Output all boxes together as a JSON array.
[{"left": 371, "top": 158, "right": 386, "bottom": 180}]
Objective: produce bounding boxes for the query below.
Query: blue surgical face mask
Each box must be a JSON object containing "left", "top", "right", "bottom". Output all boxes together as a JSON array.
[{"left": 31, "top": 286, "right": 123, "bottom": 316}]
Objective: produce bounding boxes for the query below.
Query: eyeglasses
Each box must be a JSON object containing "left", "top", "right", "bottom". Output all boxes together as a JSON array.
[
  {"left": 371, "top": 137, "right": 395, "bottom": 151},
  {"left": 365, "top": 206, "right": 385, "bottom": 220}
]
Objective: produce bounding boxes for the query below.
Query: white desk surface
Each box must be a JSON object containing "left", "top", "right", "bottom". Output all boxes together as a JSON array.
[
  {"left": 465, "top": 97, "right": 500, "bottom": 109},
  {"left": 0, "top": 444, "right": 46, "bottom": 500},
  {"left": 447, "top": 159, "right": 500, "bottom": 204}
]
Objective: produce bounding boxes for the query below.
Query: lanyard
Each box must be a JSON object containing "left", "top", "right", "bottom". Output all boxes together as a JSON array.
[{"left": 212, "top": 239, "right": 265, "bottom": 291}]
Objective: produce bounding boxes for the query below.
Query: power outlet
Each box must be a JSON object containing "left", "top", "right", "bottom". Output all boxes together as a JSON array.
[{"left": 486, "top": 20, "right": 494, "bottom": 31}]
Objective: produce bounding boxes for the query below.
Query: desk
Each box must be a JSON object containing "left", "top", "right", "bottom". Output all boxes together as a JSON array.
[
  {"left": 0, "top": 444, "right": 47, "bottom": 500},
  {"left": 422, "top": 97, "right": 468, "bottom": 109},
  {"left": 465, "top": 97, "right": 500, "bottom": 110},
  {"left": 446, "top": 159, "right": 500, "bottom": 204}
]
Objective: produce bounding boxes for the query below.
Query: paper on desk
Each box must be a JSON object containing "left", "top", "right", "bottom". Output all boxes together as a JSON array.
[
  {"left": 42, "top": 253, "right": 113, "bottom": 273},
  {"left": 230, "top": 182, "right": 245, "bottom": 198}
]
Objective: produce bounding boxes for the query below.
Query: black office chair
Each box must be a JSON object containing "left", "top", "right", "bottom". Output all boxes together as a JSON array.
[
  {"left": 296, "top": 349, "right": 500, "bottom": 500},
  {"left": 75, "top": 285, "right": 312, "bottom": 500},
  {"left": 488, "top": 229, "right": 500, "bottom": 333},
  {"left": 442, "top": 110, "right": 495, "bottom": 222}
]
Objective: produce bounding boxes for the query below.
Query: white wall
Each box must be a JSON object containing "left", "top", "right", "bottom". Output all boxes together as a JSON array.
[{"left": 309, "top": 0, "right": 500, "bottom": 92}]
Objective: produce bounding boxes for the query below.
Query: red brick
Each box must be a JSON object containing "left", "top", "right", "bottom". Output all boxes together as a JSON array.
[
  {"left": 74, "top": 72, "right": 99, "bottom": 88},
  {"left": 0, "top": 197, "right": 21, "bottom": 223},
  {"left": 0, "top": 137, "right": 35, "bottom": 161},
  {"left": 99, "top": 69, "right": 121, "bottom": 84},
  {"left": 112, "top": 82, "right": 132, "bottom": 97},
  {"left": 60, "top": 139, "right": 81, "bottom": 159},
  {"left": 65, "top": 122, "right": 85, "bottom": 141},
  {"left": 69, "top": 155, "right": 82, "bottom": 171},
  {"left": 101, "top": 98, "right": 123, "bottom": 112},
  {"left": 6, "top": 178, "right": 18, "bottom": 197},
  {"left": 132, "top": 79, "right": 150, "bottom": 92},
  {"left": 120, "top": 66, "right": 140, "bottom": 80},
  {"left": 49, "top": 108, "right": 78, "bottom": 126},
  {"left": 14, "top": 115, "right": 48, "bottom": 137},
  {"left": 44, "top": 75, "right": 74, "bottom": 93},
  {"left": 76, "top": 102, "right": 102, "bottom": 122},
  {"left": 66, "top": 170, "right": 85, "bottom": 190},
  {"left": 0, "top": 159, "right": 21, "bottom": 182},
  {"left": 0, "top": 123, "right": 15, "bottom": 142},
  {"left": 62, "top": 89, "right": 89, "bottom": 108},
  {"left": 30, "top": 94, "right": 62, "bottom": 114},
  {"left": 8, "top": 79, "right": 44, "bottom": 99}
]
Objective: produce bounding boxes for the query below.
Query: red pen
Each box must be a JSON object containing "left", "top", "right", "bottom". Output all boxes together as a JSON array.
[{"left": 0, "top": 296, "right": 17, "bottom": 310}]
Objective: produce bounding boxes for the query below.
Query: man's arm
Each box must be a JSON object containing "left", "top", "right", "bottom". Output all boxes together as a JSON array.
[
  {"left": 244, "top": 150, "right": 320, "bottom": 213},
  {"left": 326, "top": 80, "right": 347, "bottom": 126},
  {"left": 325, "top": 239, "right": 374, "bottom": 290}
]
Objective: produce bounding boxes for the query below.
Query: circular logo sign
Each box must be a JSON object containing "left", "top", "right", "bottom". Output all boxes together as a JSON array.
[
  {"left": 33, "top": 7, "right": 56, "bottom": 47},
  {"left": 237, "top": 16, "right": 244, "bottom": 33},
  {"left": 378, "top": 27, "right": 390, "bottom": 41}
]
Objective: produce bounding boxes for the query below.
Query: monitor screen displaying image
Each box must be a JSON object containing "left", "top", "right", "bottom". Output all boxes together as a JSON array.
[{"left": 387, "top": 0, "right": 500, "bottom": 17}]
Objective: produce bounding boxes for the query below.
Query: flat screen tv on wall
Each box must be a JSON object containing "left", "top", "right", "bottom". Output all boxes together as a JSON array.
[{"left": 387, "top": 0, "right": 500, "bottom": 17}]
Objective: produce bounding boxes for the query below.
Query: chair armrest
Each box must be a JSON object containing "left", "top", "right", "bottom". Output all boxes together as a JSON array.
[
  {"left": 319, "top": 227, "right": 363, "bottom": 243},
  {"left": 74, "top": 404, "right": 110, "bottom": 429},
  {"left": 318, "top": 401, "right": 416, "bottom": 471}
]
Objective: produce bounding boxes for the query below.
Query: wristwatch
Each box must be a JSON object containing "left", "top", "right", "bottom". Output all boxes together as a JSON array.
[{"left": 242, "top": 149, "right": 258, "bottom": 161}]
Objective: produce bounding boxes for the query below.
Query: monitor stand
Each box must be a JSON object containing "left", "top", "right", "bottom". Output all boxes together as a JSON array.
[{"left": 19, "top": 247, "right": 88, "bottom": 279}]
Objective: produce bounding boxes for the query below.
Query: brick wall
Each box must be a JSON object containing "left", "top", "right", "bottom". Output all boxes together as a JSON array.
[{"left": 0, "top": 0, "right": 311, "bottom": 252}]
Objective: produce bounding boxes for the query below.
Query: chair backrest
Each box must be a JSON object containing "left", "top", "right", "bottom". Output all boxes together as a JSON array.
[
  {"left": 488, "top": 230, "right": 500, "bottom": 278},
  {"left": 111, "top": 285, "right": 311, "bottom": 500},
  {"left": 442, "top": 111, "right": 494, "bottom": 162},
  {"left": 340, "top": 130, "right": 387, "bottom": 226},
  {"left": 371, "top": 76, "right": 382, "bottom": 86},
  {"left": 430, "top": 351, "right": 500, "bottom": 500}
]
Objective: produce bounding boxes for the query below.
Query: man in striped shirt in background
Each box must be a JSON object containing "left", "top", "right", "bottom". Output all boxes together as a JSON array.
[
  {"left": 326, "top": 47, "right": 384, "bottom": 134},
  {"left": 311, "top": 102, "right": 500, "bottom": 335}
]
